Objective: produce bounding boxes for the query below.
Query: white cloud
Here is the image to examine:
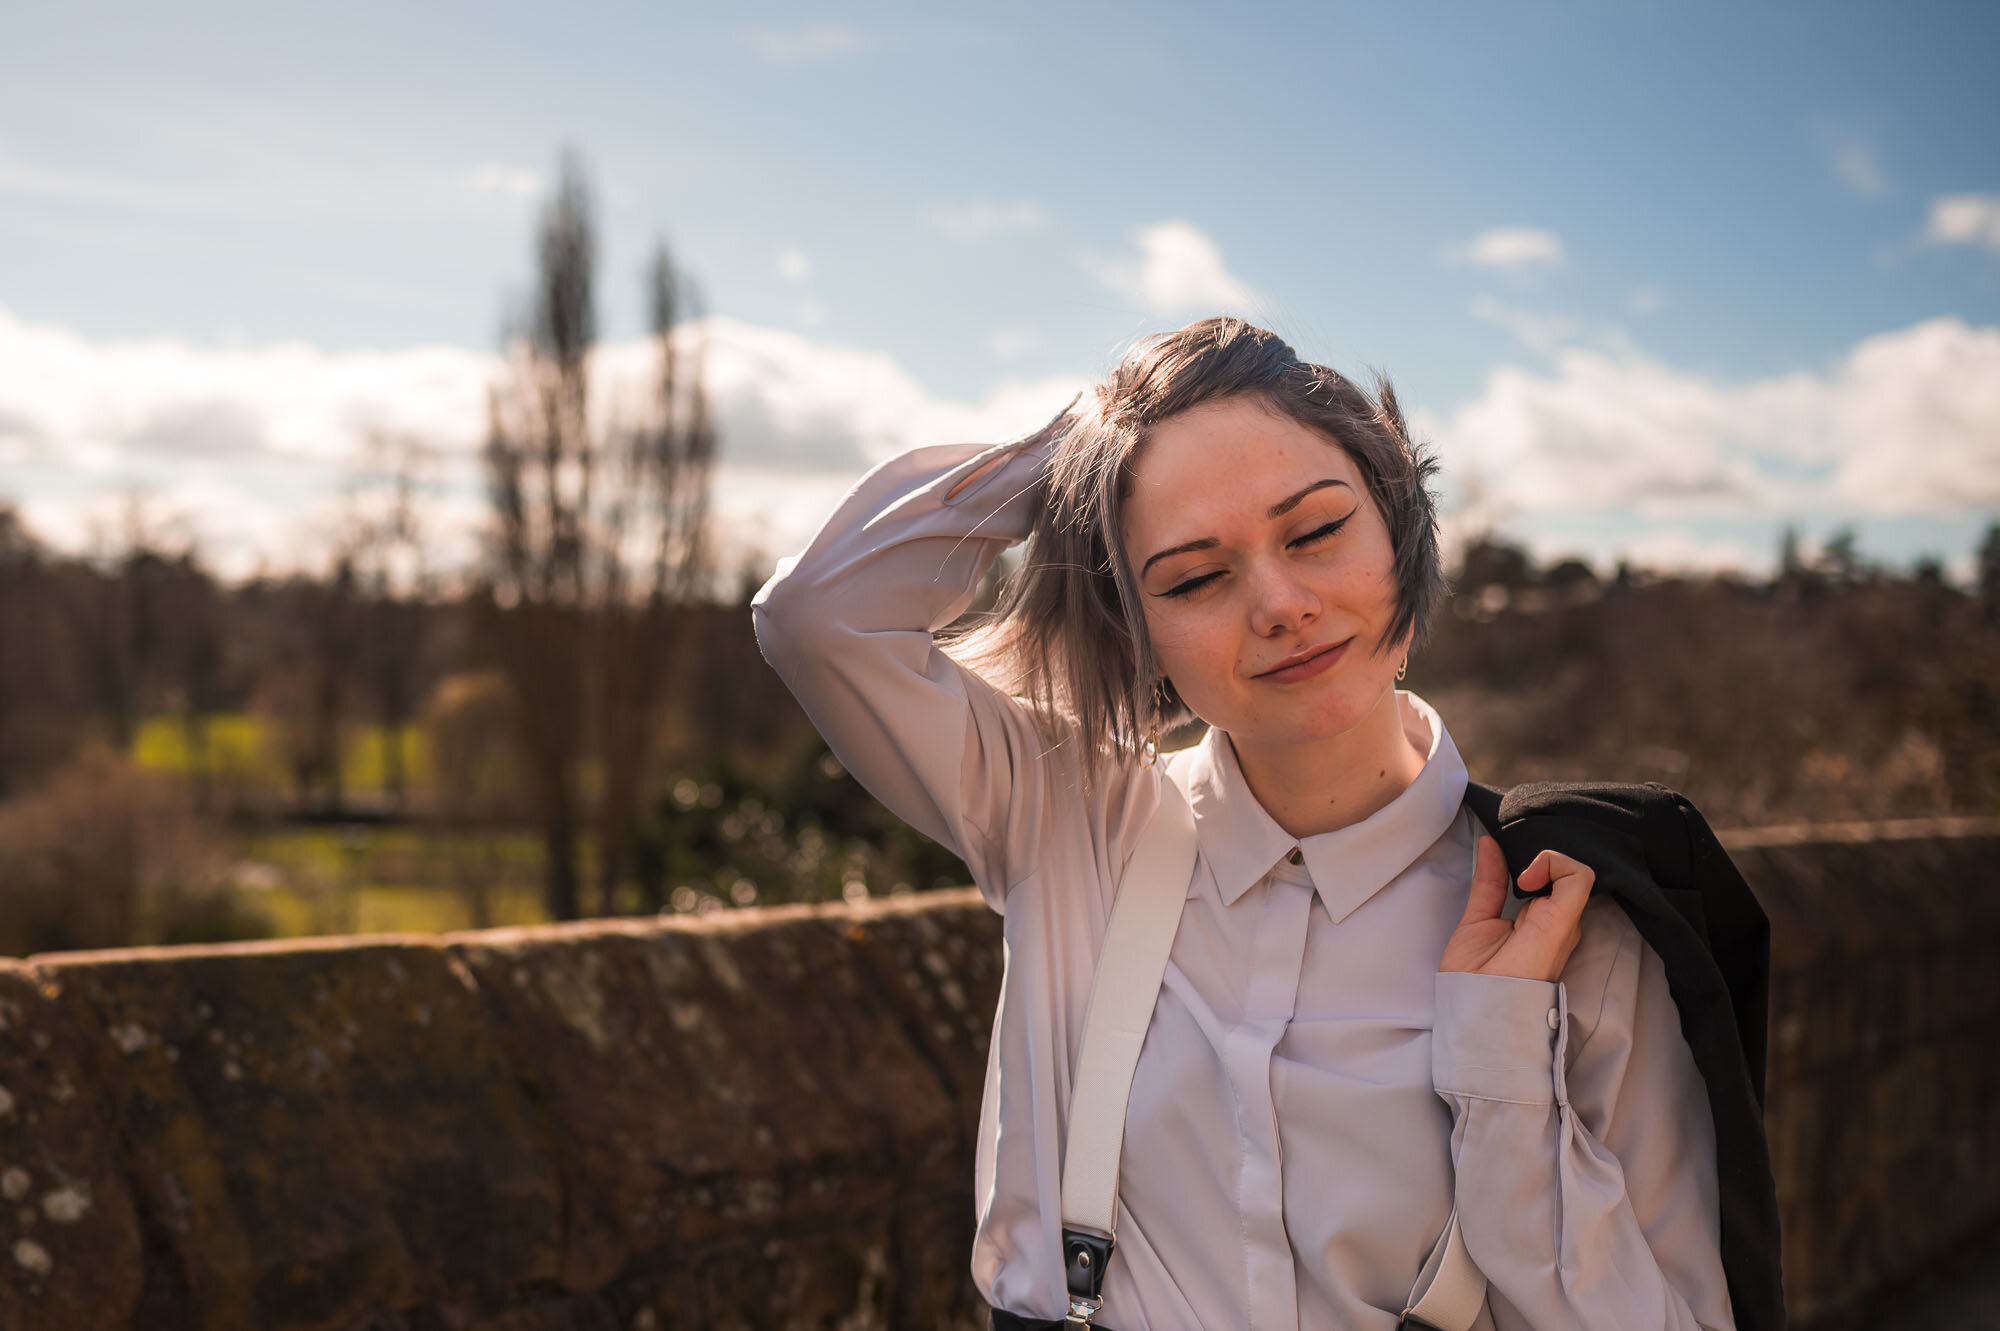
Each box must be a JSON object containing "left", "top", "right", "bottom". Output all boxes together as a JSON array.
[
  {"left": 1445, "top": 227, "right": 1566, "bottom": 271},
  {"left": 925, "top": 200, "right": 1048, "bottom": 238},
  {"left": 689, "top": 316, "right": 1084, "bottom": 473},
  {"left": 9, "top": 302, "right": 1992, "bottom": 588},
  {"left": 1470, "top": 296, "right": 1594, "bottom": 356},
  {"left": 777, "top": 247, "right": 811, "bottom": 281},
  {"left": 795, "top": 300, "right": 827, "bottom": 327},
  {"left": 0, "top": 145, "right": 542, "bottom": 224},
  {"left": 1589, "top": 530, "right": 1762, "bottom": 577},
  {"left": 741, "top": 22, "right": 868, "bottom": 65},
  {"left": 1419, "top": 315, "right": 2000, "bottom": 525},
  {"left": 1085, "top": 220, "right": 1261, "bottom": 317},
  {"left": 0, "top": 306, "right": 1088, "bottom": 582},
  {"left": 0, "top": 308, "right": 491, "bottom": 470},
  {"left": 1923, "top": 193, "right": 2000, "bottom": 253},
  {"left": 987, "top": 328, "right": 1039, "bottom": 360},
  {"left": 1825, "top": 135, "right": 1889, "bottom": 198},
  {"left": 0, "top": 152, "right": 227, "bottom": 214},
  {"left": 460, "top": 164, "right": 543, "bottom": 200}
]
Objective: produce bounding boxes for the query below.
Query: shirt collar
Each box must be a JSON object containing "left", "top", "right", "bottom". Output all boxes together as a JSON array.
[{"left": 1164, "top": 690, "right": 1469, "bottom": 923}]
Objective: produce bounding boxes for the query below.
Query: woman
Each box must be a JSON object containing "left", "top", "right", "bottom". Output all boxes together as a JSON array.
[{"left": 751, "top": 318, "right": 1734, "bottom": 1330}]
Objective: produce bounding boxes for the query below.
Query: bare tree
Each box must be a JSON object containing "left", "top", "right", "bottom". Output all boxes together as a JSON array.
[
  {"left": 477, "top": 149, "right": 716, "bottom": 921},
  {"left": 1977, "top": 519, "right": 2000, "bottom": 622},
  {"left": 63, "top": 498, "right": 176, "bottom": 755},
  {"left": 0, "top": 506, "right": 75, "bottom": 799},
  {"left": 420, "top": 668, "right": 531, "bottom": 929},
  {"left": 346, "top": 433, "right": 438, "bottom": 814},
  {"left": 255, "top": 560, "right": 362, "bottom": 817},
  {"left": 161, "top": 549, "right": 226, "bottom": 814}
]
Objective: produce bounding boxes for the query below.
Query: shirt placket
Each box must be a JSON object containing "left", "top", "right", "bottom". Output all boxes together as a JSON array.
[{"left": 1223, "top": 871, "right": 1314, "bottom": 1331}]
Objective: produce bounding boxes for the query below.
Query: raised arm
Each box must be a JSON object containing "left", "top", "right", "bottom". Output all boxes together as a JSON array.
[
  {"left": 1431, "top": 897, "right": 1738, "bottom": 1330},
  {"left": 749, "top": 432, "right": 1072, "bottom": 905}
]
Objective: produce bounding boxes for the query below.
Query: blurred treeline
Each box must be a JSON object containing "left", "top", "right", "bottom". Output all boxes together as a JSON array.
[
  {"left": 0, "top": 499, "right": 1993, "bottom": 959},
  {"left": 0, "top": 507, "right": 970, "bottom": 955},
  {"left": 1415, "top": 528, "right": 2000, "bottom": 825}
]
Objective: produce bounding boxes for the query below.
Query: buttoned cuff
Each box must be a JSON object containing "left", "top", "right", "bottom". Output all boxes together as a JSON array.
[{"left": 1431, "top": 970, "right": 1570, "bottom": 1106}]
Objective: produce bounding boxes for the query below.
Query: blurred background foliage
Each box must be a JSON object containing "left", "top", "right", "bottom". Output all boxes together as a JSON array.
[{"left": 0, "top": 501, "right": 1994, "bottom": 958}]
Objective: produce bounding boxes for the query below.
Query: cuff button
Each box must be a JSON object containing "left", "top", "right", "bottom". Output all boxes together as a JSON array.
[{"left": 1546, "top": 1007, "right": 1561, "bottom": 1031}]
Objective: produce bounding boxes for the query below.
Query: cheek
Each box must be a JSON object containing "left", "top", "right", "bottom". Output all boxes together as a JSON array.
[
  {"left": 1328, "top": 533, "right": 1400, "bottom": 614},
  {"left": 1144, "top": 610, "right": 1233, "bottom": 690}
]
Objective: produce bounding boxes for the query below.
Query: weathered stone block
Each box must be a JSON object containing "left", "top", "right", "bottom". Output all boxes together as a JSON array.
[
  {"left": 695, "top": 1215, "right": 897, "bottom": 1331},
  {"left": 838, "top": 890, "right": 1003, "bottom": 1130},
  {"left": 0, "top": 960, "right": 145, "bottom": 1329},
  {"left": 887, "top": 1192, "right": 986, "bottom": 1331},
  {"left": 445, "top": 906, "right": 965, "bottom": 1294},
  {"left": 467, "top": 1291, "right": 621, "bottom": 1331},
  {"left": 38, "top": 935, "right": 562, "bottom": 1331}
]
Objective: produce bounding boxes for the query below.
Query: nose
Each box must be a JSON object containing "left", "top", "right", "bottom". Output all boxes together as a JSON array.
[{"left": 1246, "top": 557, "right": 1319, "bottom": 638}]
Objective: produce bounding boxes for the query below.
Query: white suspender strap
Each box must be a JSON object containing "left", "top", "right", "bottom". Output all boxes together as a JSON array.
[
  {"left": 1057, "top": 774, "right": 1196, "bottom": 1323},
  {"left": 1059, "top": 775, "right": 1195, "bottom": 1221},
  {"left": 1055, "top": 771, "right": 1487, "bottom": 1331}
]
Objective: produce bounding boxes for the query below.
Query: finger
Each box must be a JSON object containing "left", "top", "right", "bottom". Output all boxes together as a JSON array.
[
  {"left": 1542, "top": 850, "right": 1595, "bottom": 920},
  {"left": 1516, "top": 850, "right": 1594, "bottom": 937},
  {"left": 1459, "top": 835, "right": 1509, "bottom": 926},
  {"left": 1512, "top": 851, "right": 1553, "bottom": 900}
]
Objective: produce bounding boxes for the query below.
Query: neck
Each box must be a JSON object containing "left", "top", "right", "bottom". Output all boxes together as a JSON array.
[{"left": 1226, "top": 687, "right": 1430, "bottom": 839}]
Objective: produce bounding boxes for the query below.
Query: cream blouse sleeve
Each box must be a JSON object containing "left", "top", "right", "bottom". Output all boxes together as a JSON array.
[
  {"left": 1430, "top": 897, "right": 1739, "bottom": 1331},
  {"left": 749, "top": 437, "right": 1069, "bottom": 908}
]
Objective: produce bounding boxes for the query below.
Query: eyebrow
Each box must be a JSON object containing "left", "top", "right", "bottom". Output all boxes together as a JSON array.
[{"left": 1139, "top": 478, "right": 1353, "bottom": 578}]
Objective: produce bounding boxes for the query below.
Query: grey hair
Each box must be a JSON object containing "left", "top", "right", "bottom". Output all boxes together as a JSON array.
[{"left": 941, "top": 316, "right": 1448, "bottom": 791}]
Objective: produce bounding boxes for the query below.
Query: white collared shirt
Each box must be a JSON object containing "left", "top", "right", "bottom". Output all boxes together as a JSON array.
[{"left": 752, "top": 437, "right": 1736, "bottom": 1331}]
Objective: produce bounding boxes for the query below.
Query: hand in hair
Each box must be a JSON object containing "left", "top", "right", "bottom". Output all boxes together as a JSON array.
[{"left": 942, "top": 395, "right": 1077, "bottom": 503}]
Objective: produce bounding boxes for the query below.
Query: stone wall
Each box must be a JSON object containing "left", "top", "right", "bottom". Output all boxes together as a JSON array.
[
  {"left": 1731, "top": 816, "right": 2000, "bottom": 1325},
  {"left": 0, "top": 897, "right": 1004, "bottom": 1331},
  {"left": 0, "top": 819, "right": 1993, "bottom": 1330}
]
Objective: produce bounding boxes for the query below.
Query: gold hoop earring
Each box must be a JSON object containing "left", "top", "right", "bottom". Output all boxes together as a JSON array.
[{"left": 1396, "top": 655, "right": 1409, "bottom": 682}]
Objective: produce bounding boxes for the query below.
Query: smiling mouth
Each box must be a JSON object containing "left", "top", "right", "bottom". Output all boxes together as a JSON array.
[{"left": 1255, "top": 638, "right": 1352, "bottom": 678}]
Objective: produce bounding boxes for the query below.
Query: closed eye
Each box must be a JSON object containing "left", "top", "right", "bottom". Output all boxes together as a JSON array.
[
  {"left": 1160, "top": 516, "right": 1351, "bottom": 598},
  {"left": 1291, "top": 518, "right": 1347, "bottom": 548},
  {"left": 1162, "top": 572, "right": 1221, "bottom": 598}
]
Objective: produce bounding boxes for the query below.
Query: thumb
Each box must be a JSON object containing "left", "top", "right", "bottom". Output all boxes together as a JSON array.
[{"left": 1459, "top": 834, "right": 1509, "bottom": 926}]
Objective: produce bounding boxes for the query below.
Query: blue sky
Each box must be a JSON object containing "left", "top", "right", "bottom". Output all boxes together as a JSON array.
[{"left": 2, "top": 0, "right": 1996, "bottom": 581}]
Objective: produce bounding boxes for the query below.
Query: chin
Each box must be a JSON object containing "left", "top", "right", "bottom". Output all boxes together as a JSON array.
[{"left": 1219, "top": 689, "right": 1382, "bottom": 746}]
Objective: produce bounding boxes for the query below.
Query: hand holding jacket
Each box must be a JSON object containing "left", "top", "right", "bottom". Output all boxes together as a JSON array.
[{"left": 1439, "top": 836, "right": 1594, "bottom": 981}]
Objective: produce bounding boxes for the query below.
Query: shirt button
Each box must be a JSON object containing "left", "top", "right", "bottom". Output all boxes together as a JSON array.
[
  {"left": 1287, "top": 848, "right": 1304, "bottom": 865},
  {"left": 1546, "top": 1007, "right": 1561, "bottom": 1031}
]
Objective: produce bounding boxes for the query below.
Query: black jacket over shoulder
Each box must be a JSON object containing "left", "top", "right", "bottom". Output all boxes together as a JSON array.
[{"left": 1463, "top": 778, "right": 1785, "bottom": 1331}]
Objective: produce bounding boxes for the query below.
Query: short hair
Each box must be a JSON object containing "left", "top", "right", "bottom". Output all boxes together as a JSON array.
[{"left": 942, "top": 316, "right": 1447, "bottom": 789}]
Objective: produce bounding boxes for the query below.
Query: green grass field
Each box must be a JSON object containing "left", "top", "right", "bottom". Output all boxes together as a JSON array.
[
  {"left": 236, "top": 823, "right": 581, "bottom": 935},
  {"left": 250, "top": 880, "right": 556, "bottom": 937},
  {"left": 129, "top": 712, "right": 592, "bottom": 938},
  {"left": 121, "top": 711, "right": 781, "bottom": 943},
  {"left": 132, "top": 713, "right": 433, "bottom": 794}
]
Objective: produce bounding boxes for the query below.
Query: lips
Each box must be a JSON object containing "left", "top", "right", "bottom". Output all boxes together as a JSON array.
[{"left": 1256, "top": 637, "right": 1351, "bottom": 679}]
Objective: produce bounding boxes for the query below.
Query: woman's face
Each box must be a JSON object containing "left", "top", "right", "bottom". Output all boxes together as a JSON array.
[{"left": 1118, "top": 393, "right": 1410, "bottom": 748}]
